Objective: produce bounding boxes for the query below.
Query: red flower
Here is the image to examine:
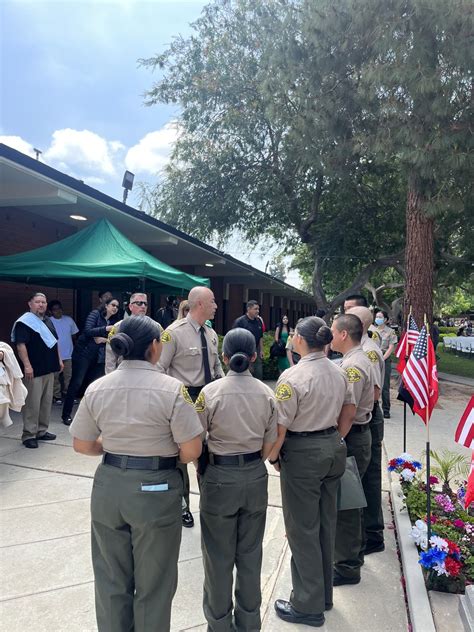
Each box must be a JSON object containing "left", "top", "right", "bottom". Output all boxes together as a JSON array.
[
  {"left": 402, "top": 462, "right": 416, "bottom": 472},
  {"left": 447, "top": 541, "right": 460, "bottom": 556},
  {"left": 444, "top": 557, "right": 462, "bottom": 577}
]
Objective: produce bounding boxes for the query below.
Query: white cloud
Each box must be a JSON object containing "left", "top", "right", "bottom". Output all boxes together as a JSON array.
[
  {"left": 44, "top": 129, "right": 125, "bottom": 177},
  {"left": 125, "top": 123, "right": 179, "bottom": 175},
  {"left": 0, "top": 135, "right": 36, "bottom": 158}
]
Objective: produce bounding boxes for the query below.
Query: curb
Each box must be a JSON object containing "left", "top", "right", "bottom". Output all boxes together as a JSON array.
[{"left": 390, "top": 477, "right": 436, "bottom": 632}]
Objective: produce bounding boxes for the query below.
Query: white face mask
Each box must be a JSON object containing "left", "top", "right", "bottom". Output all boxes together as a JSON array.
[{"left": 375, "top": 317, "right": 385, "bottom": 326}]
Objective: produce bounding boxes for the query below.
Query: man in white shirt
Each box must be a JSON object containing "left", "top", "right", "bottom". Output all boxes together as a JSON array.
[{"left": 48, "top": 300, "right": 79, "bottom": 404}]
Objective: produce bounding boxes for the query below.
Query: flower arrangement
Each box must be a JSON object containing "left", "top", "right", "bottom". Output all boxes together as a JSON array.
[
  {"left": 389, "top": 451, "right": 473, "bottom": 593},
  {"left": 388, "top": 453, "right": 422, "bottom": 483}
]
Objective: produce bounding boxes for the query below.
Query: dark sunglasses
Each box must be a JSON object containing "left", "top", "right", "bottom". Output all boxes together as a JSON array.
[
  {"left": 131, "top": 301, "right": 148, "bottom": 307},
  {"left": 109, "top": 303, "right": 119, "bottom": 308}
]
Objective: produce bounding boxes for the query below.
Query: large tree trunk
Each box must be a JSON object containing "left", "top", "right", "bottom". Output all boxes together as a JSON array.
[{"left": 404, "top": 182, "right": 434, "bottom": 327}]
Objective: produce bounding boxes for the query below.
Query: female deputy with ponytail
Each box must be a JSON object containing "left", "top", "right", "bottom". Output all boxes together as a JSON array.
[
  {"left": 195, "top": 328, "right": 278, "bottom": 632},
  {"left": 268, "top": 316, "right": 353, "bottom": 628},
  {"left": 69, "top": 315, "right": 203, "bottom": 632}
]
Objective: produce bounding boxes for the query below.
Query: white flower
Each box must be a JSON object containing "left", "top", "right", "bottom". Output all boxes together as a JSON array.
[
  {"left": 433, "top": 562, "right": 449, "bottom": 576},
  {"left": 410, "top": 520, "right": 429, "bottom": 549},
  {"left": 429, "top": 536, "right": 448, "bottom": 551},
  {"left": 401, "top": 468, "right": 415, "bottom": 482},
  {"left": 399, "top": 452, "right": 414, "bottom": 462}
]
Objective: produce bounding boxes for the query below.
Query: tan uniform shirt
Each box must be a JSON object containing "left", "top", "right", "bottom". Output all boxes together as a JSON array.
[
  {"left": 340, "top": 345, "right": 374, "bottom": 425},
  {"left": 361, "top": 334, "right": 385, "bottom": 390},
  {"left": 275, "top": 351, "right": 351, "bottom": 431},
  {"left": 158, "top": 315, "right": 224, "bottom": 386},
  {"left": 69, "top": 360, "right": 202, "bottom": 457},
  {"left": 369, "top": 324, "right": 397, "bottom": 354},
  {"left": 196, "top": 369, "right": 278, "bottom": 455},
  {"left": 105, "top": 319, "right": 163, "bottom": 374}
]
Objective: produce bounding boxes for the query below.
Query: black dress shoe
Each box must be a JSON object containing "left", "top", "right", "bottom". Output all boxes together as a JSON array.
[
  {"left": 383, "top": 412, "right": 391, "bottom": 419},
  {"left": 333, "top": 572, "right": 360, "bottom": 586},
  {"left": 364, "top": 542, "right": 385, "bottom": 555},
  {"left": 62, "top": 416, "right": 73, "bottom": 426},
  {"left": 274, "top": 600, "right": 325, "bottom": 627},
  {"left": 325, "top": 602, "right": 333, "bottom": 611},
  {"left": 23, "top": 438, "right": 38, "bottom": 449},
  {"left": 37, "top": 432, "right": 56, "bottom": 441},
  {"left": 182, "top": 509, "right": 194, "bottom": 528}
]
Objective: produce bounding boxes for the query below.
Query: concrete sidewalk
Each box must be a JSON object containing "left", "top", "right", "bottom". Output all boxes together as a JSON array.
[{"left": 0, "top": 402, "right": 408, "bottom": 632}]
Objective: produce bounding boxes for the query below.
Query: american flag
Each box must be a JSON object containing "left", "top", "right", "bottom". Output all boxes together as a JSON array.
[
  {"left": 396, "top": 315, "right": 420, "bottom": 375},
  {"left": 455, "top": 396, "right": 474, "bottom": 450},
  {"left": 402, "top": 325, "right": 438, "bottom": 421}
]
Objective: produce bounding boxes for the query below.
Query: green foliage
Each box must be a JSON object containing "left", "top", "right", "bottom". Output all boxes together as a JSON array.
[
  {"left": 405, "top": 484, "right": 433, "bottom": 521},
  {"left": 429, "top": 449, "right": 470, "bottom": 493},
  {"left": 141, "top": 0, "right": 473, "bottom": 315},
  {"left": 436, "top": 347, "right": 474, "bottom": 380}
]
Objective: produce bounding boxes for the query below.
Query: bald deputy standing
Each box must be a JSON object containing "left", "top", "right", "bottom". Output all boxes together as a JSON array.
[
  {"left": 159, "top": 286, "right": 224, "bottom": 528},
  {"left": 346, "top": 306, "right": 386, "bottom": 557},
  {"left": 331, "top": 314, "right": 374, "bottom": 586}
]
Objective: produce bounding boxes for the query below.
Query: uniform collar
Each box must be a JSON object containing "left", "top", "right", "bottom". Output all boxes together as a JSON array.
[
  {"left": 227, "top": 369, "right": 252, "bottom": 377},
  {"left": 118, "top": 360, "right": 161, "bottom": 371},
  {"left": 298, "top": 351, "right": 326, "bottom": 363},
  {"left": 343, "top": 345, "right": 363, "bottom": 359},
  {"left": 186, "top": 314, "right": 204, "bottom": 332}
]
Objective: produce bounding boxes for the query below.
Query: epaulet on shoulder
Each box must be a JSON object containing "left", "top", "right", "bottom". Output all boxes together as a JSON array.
[{"left": 168, "top": 318, "right": 186, "bottom": 330}]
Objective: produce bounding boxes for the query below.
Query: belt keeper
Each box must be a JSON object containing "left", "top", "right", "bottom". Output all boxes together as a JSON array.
[
  {"left": 152, "top": 456, "right": 159, "bottom": 470},
  {"left": 238, "top": 454, "right": 244, "bottom": 466},
  {"left": 120, "top": 456, "right": 128, "bottom": 470},
  {"left": 209, "top": 453, "right": 215, "bottom": 465}
]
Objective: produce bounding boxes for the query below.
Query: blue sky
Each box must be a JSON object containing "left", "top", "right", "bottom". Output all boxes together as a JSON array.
[{"left": 0, "top": 0, "right": 301, "bottom": 286}]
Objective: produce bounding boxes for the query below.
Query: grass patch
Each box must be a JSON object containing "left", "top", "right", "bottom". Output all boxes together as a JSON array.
[{"left": 436, "top": 345, "right": 474, "bottom": 379}]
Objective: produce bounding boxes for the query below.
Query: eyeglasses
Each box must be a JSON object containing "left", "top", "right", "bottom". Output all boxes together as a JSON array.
[
  {"left": 110, "top": 303, "right": 119, "bottom": 308},
  {"left": 131, "top": 301, "right": 148, "bottom": 307}
]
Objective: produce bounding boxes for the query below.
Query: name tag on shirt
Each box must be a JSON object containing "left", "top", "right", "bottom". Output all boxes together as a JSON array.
[{"left": 140, "top": 483, "right": 169, "bottom": 492}]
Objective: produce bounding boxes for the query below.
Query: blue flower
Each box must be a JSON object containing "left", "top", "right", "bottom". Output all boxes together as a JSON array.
[
  {"left": 412, "top": 461, "right": 422, "bottom": 469},
  {"left": 419, "top": 548, "right": 447, "bottom": 569},
  {"left": 395, "top": 458, "right": 404, "bottom": 466}
]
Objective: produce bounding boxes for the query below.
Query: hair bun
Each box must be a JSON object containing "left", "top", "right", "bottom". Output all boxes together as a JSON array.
[
  {"left": 229, "top": 352, "right": 250, "bottom": 373},
  {"left": 315, "top": 325, "right": 333, "bottom": 346},
  {"left": 110, "top": 332, "right": 134, "bottom": 358}
]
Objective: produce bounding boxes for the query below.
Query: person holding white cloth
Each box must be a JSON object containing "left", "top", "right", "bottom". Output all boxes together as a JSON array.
[{"left": 11, "top": 293, "right": 63, "bottom": 448}]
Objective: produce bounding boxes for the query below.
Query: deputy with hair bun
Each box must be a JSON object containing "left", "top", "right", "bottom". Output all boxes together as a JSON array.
[
  {"left": 69, "top": 315, "right": 203, "bottom": 632},
  {"left": 195, "top": 328, "right": 277, "bottom": 632},
  {"left": 268, "top": 316, "right": 352, "bottom": 628}
]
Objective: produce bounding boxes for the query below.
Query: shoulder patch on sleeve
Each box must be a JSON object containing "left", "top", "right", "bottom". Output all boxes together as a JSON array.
[
  {"left": 371, "top": 331, "right": 380, "bottom": 341},
  {"left": 107, "top": 324, "right": 118, "bottom": 342},
  {"left": 345, "top": 367, "right": 362, "bottom": 383},
  {"left": 195, "top": 391, "right": 206, "bottom": 413},
  {"left": 180, "top": 384, "right": 194, "bottom": 405},
  {"left": 366, "top": 350, "right": 378, "bottom": 363},
  {"left": 275, "top": 383, "right": 293, "bottom": 401},
  {"left": 161, "top": 330, "right": 172, "bottom": 343}
]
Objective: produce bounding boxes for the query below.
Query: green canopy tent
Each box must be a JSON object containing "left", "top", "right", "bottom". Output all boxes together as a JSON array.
[{"left": 0, "top": 218, "right": 209, "bottom": 293}]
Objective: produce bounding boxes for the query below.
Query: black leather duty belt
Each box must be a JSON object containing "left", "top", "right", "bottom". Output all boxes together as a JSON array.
[
  {"left": 286, "top": 427, "right": 337, "bottom": 438},
  {"left": 348, "top": 423, "right": 370, "bottom": 434},
  {"left": 208, "top": 451, "right": 261, "bottom": 466},
  {"left": 103, "top": 453, "right": 177, "bottom": 470}
]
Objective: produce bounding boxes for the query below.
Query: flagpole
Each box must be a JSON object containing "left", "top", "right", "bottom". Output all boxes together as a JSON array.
[
  {"left": 425, "top": 315, "right": 432, "bottom": 541},
  {"left": 403, "top": 308, "right": 411, "bottom": 452}
]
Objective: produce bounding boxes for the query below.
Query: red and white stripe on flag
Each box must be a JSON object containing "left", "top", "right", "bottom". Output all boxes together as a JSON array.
[
  {"left": 401, "top": 326, "right": 438, "bottom": 421},
  {"left": 455, "top": 395, "right": 474, "bottom": 450}
]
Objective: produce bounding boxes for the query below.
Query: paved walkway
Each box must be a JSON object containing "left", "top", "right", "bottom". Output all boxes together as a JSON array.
[{"left": 0, "top": 391, "right": 416, "bottom": 632}]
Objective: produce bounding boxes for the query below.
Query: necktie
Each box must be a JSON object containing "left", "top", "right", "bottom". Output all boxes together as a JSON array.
[{"left": 200, "top": 326, "right": 212, "bottom": 385}]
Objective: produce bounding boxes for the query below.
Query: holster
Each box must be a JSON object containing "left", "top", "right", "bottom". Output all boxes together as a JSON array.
[{"left": 197, "top": 441, "right": 209, "bottom": 476}]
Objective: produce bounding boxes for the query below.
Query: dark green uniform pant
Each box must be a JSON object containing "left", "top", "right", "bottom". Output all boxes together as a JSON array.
[
  {"left": 334, "top": 427, "right": 372, "bottom": 579},
  {"left": 91, "top": 463, "right": 183, "bottom": 632},
  {"left": 280, "top": 431, "right": 346, "bottom": 614},
  {"left": 361, "top": 402, "right": 385, "bottom": 553},
  {"left": 200, "top": 459, "right": 268, "bottom": 632},
  {"left": 382, "top": 358, "right": 391, "bottom": 415}
]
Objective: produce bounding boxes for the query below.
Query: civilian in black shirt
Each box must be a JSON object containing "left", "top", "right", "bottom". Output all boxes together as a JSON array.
[
  {"left": 232, "top": 300, "right": 264, "bottom": 379},
  {"left": 12, "top": 292, "right": 63, "bottom": 449}
]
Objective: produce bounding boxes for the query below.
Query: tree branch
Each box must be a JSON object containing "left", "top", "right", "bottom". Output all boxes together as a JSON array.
[{"left": 299, "top": 175, "right": 324, "bottom": 243}]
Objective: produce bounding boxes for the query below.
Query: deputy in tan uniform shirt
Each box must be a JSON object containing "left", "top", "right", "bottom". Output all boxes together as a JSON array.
[
  {"left": 196, "top": 328, "right": 277, "bottom": 632},
  {"left": 331, "top": 314, "right": 375, "bottom": 586},
  {"left": 69, "top": 316, "right": 203, "bottom": 632},
  {"left": 346, "top": 306, "right": 386, "bottom": 557},
  {"left": 159, "top": 286, "right": 224, "bottom": 528},
  {"left": 370, "top": 309, "right": 398, "bottom": 418},
  {"left": 267, "top": 316, "right": 351, "bottom": 628}
]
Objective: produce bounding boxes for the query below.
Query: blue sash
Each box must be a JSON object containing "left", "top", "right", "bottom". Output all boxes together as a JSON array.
[{"left": 11, "top": 313, "right": 57, "bottom": 349}]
